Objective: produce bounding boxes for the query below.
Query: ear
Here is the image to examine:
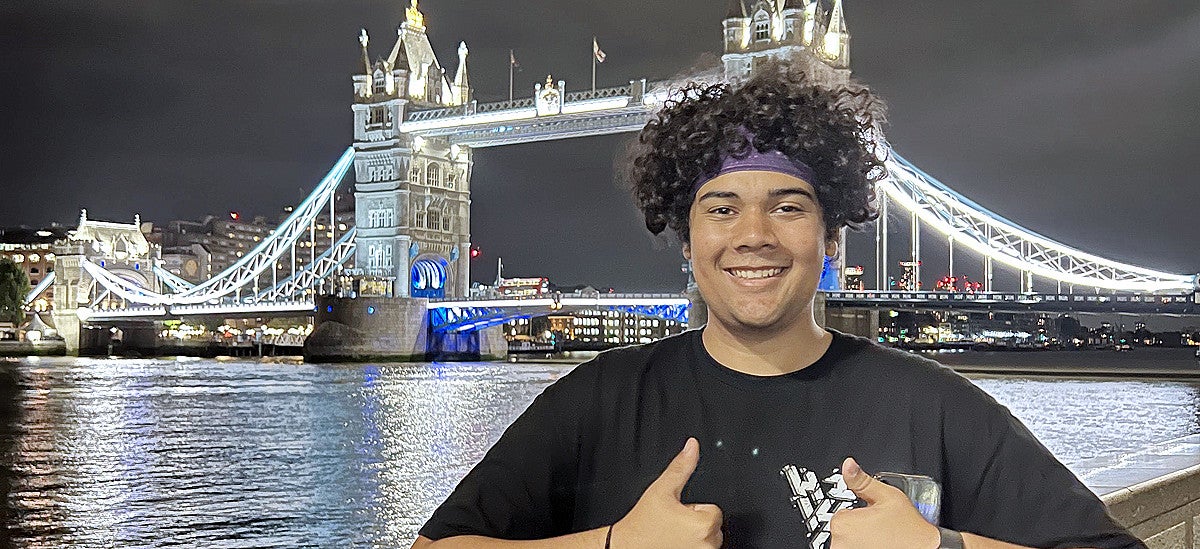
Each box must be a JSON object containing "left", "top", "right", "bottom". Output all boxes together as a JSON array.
[
  {"left": 682, "top": 242, "right": 692, "bottom": 261},
  {"left": 824, "top": 237, "right": 838, "bottom": 258}
]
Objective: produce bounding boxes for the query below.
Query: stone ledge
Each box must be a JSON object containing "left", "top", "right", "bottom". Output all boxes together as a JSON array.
[{"left": 1094, "top": 436, "right": 1200, "bottom": 549}]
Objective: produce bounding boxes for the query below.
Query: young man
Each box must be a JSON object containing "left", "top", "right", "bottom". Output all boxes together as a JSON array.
[{"left": 411, "top": 62, "right": 1145, "bottom": 549}]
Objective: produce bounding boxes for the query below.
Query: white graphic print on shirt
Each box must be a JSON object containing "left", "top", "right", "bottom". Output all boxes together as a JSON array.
[{"left": 780, "top": 465, "right": 858, "bottom": 549}]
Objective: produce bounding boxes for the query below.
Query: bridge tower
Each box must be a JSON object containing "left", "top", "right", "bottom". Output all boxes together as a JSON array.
[
  {"left": 350, "top": 0, "right": 472, "bottom": 300},
  {"left": 722, "top": 0, "right": 850, "bottom": 82},
  {"left": 51, "top": 210, "right": 159, "bottom": 354}
]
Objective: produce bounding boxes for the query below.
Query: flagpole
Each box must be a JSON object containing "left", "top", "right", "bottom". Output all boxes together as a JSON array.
[
  {"left": 591, "top": 37, "right": 596, "bottom": 93},
  {"left": 509, "top": 49, "right": 514, "bottom": 101}
]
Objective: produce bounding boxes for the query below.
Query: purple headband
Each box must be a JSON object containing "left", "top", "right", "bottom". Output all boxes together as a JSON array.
[{"left": 691, "top": 133, "right": 816, "bottom": 196}]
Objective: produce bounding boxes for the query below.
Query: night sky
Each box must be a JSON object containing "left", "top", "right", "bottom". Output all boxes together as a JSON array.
[{"left": 3, "top": 1, "right": 1198, "bottom": 293}]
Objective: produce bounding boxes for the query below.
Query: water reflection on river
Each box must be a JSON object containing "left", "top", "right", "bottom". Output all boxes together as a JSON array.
[{"left": 3, "top": 355, "right": 1198, "bottom": 547}]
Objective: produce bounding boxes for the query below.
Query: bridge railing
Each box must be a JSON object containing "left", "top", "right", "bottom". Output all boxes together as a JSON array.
[
  {"left": 476, "top": 98, "right": 536, "bottom": 113},
  {"left": 824, "top": 290, "right": 1196, "bottom": 304},
  {"left": 564, "top": 85, "right": 633, "bottom": 103},
  {"left": 429, "top": 292, "right": 687, "bottom": 305}
]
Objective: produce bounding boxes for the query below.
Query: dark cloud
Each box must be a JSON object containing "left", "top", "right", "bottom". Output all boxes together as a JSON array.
[{"left": 1, "top": 1, "right": 1197, "bottom": 291}]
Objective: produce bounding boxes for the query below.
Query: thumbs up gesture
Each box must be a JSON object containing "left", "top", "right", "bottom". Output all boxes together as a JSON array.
[
  {"left": 613, "top": 438, "right": 724, "bottom": 549},
  {"left": 829, "top": 457, "right": 940, "bottom": 549}
]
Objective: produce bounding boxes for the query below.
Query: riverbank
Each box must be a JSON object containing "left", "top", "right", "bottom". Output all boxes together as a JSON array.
[
  {"left": 0, "top": 340, "right": 64, "bottom": 357},
  {"left": 922, "top": 347, "right": 1200, "bottom": 378}
]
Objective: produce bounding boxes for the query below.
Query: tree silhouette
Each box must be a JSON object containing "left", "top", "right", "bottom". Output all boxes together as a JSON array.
[{"left": 0, "top": 258, "right": 30, "bottom": 325}]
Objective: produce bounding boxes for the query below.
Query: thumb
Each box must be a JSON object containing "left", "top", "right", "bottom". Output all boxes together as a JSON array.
[
  {"left": 841, "top": 457, "right": 893, "bottom": 506},
  {"left": 651, "top": 437, "right": 700, "bottom": 500}
]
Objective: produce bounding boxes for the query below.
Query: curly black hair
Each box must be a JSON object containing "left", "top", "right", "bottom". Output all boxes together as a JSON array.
[{"left": 627, "top": 58, "right": 887, "bottom": 242}]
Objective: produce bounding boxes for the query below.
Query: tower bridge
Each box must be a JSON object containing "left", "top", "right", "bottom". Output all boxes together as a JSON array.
[{"left": 38, "top": 0, "right": 1198, "bottom": 357}]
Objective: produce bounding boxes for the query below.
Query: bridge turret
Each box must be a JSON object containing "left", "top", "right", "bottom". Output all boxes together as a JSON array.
[
  {"left": 822, "top": 0, "right": 850, "bottom": 68},
  {"left": 451, "top": 41, "right": 471, "bottom": 106},
  {"left": 805, "top": 0, "right": 825, "bottom": 47},
  {"left": 723, "top": 0, "right": 750, "bottom": 56},
  {"left": 722, "top": 0, "right": 849, "bottom": 83},
  {"left": 780, "top": 0, "right": 806, "bottom": 43}
]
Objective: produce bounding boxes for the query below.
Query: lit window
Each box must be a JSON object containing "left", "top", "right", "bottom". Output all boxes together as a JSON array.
[
  {"left": 28, "top": 254, "right": 39, "bottom": 262},
  {"left": 754, "top": 21, "right": 769, "bottom": 41},
  {"left": 11, "top": 254, "right": 22, "bottom": 263},
  {"left": 426, "top": 163, "right": 441, "bottom": 187}
]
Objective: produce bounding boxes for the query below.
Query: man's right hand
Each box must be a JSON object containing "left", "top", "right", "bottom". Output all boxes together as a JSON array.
[{"left": 613, "top": 438, "right": 724, "bottom": 549}]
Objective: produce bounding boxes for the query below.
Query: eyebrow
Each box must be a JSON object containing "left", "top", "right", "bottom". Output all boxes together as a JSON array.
[
  {"left": 697, "top": 188, "right": 816, "bottom": 202},
  {"left": 770, "top": 188, "right": 816, "bottom": 200}
]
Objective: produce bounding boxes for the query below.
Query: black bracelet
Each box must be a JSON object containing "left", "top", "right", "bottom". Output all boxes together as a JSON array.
[{"left": 604, "top": 523, "right": 614, "bottom": 549}]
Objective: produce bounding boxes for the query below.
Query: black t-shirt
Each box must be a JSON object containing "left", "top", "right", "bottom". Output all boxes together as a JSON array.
[{"left": 420, "top": 329, "right": 1145, "bottom": 549}]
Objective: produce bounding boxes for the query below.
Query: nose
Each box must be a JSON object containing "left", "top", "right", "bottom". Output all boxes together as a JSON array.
[{"left": 732, "top": 208, "right": 778, "bottom": 252}]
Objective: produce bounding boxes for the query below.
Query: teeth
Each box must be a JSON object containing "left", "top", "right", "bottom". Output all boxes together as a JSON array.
[{"left": 729, "top": 268, "right": 784, "bottom": 279}]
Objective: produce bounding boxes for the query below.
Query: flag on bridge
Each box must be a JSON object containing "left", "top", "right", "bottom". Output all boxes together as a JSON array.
[
  {"left": 508, "top": 49, "right": 521, "bottom": 101},
  {"left": 593, "top": 37, "right": 607, "bottom": 63}
]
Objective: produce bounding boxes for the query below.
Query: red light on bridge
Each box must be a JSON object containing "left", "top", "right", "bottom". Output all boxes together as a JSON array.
[
  {"left": 469, "top": 247, "right": 481, "bottom": 259},
  {"left": 230, "top": 211, "right": 240, "bottom": 221}
]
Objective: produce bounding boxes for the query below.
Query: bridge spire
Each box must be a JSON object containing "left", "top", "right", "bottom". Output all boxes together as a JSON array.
[
  {"left": 453, "top": 41, "right": 470, "bottom": 106},
  {"left": 386, "top": 25, "right": 408, "bottom": 71},
  {"left": 404, "top": 0, "right": 424, "bottom": 29},
  {"left": 823, "top": 0, "right": 850, "bottom": 67},
  {"left": 358, "top": 29, "right": 372, "bottom": 74}
]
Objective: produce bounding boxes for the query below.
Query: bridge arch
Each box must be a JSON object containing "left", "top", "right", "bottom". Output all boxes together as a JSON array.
[{"left": 411, "top": 255, "right": 449, "bottom": 298}]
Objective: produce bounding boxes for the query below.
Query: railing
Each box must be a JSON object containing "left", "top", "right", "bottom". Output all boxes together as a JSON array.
[
  {"left": 430, "top": 292, "right": 687, "bottom": 305},
  {"left": 476, "top": 97, "right": 536, "bottom": 113},
  {"left": 564, "top": 84, "right": 633, "bottom": 103},
  {"left": 406, "top": 104, "right": 470, "bottom": 122},
  {"left": 403, "top": 83, "right": 642, "bottom": 123}
]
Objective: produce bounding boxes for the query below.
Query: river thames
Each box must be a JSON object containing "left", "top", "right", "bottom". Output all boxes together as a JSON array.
[{"left": 3, "top": 353, "right": 1198, "bottom": 548}]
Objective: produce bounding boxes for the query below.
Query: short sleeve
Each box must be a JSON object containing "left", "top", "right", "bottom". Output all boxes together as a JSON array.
[
  {"left": 418, "top": 376, "right": 585, "bottom": 541},
  {"left": 939, "top": 374, "right": 1146, "bottom": 549}
]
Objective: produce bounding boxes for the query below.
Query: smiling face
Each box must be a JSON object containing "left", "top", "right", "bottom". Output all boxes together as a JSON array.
[{"left": 684, "top": 170, "right": 837, "bottom": 336}]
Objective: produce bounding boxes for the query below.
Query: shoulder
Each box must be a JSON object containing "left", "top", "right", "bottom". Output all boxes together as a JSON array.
[
  {"left": 540, "top": 330, "right": 697, "bottom": 397},
  {"left": 827, "top": 330, "right": 989, "bottom": 400}
]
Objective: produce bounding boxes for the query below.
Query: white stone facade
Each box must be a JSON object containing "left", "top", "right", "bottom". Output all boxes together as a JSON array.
[
  {"left": 722, "top": 0, "right": 850, "bottom": 83},
  {"left": 351, "top": 1, "right": 472, "bottom": 299}
]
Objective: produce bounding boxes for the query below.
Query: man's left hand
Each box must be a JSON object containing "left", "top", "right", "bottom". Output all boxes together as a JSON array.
[{"left": 829, "top": 457, "right": 942, "bottom": 549}]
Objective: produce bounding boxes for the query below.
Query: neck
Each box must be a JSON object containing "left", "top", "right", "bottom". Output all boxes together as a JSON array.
[{"left": 701, "top": 312, "right": 832, "bottom": 377}]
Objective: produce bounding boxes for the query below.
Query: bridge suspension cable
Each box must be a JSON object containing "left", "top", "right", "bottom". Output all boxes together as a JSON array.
[
  {"left": 82, "top": 147, "right": 356, "bottom": 306},
  {"left": 881, "top": 153, "right": 1198, "bottom": 293}
]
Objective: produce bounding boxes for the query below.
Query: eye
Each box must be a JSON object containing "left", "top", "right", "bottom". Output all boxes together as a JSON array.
[
  {"left": 708, "top": 206, "right": 735, "bottom": 216},
  {"left": 775, "top": 204, "right": 805, "bottom": 213}
]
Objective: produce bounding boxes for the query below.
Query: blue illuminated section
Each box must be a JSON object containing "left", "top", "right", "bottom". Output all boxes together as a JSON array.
[
  {"left": 818, "top": 256, "right": 840, "bottom": 291},
  {"left": 411, "top": 258, "right": 447, "bottom": 299},
  {"left": 612, "top": 305, "right": 689, "bottom": 325},
  {"left": 429, "top": 303, "right": 690, "bottom": 334}
]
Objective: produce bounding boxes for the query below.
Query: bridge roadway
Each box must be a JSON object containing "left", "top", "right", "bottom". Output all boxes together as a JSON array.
[
  {"left": 400, "top": 80, "right": 670, "bottom": 148},
  {"left": 78, "top": 290, "right": 1200, "bottom": 325},
  {"left": 824, "top": 290, "right": 1200, "bottom": 315}
]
